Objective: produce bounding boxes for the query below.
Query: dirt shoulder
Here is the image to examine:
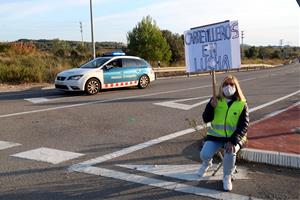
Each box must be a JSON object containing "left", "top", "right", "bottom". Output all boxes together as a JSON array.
[{"left": 0, "top": 83, "right": 53, "bottom": 93}]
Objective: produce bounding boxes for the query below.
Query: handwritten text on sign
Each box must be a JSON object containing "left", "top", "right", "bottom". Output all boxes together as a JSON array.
[{"left": 184, "top": 21, "right": 241, "bottom": 72}]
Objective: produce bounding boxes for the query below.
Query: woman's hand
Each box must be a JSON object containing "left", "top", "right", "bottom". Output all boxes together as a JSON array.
[
  {"left": 225, "top": 142, "right": 235, "bottom": 153},
  {"left": 210, "top": 97, "right": 218, "bottom": 108}
]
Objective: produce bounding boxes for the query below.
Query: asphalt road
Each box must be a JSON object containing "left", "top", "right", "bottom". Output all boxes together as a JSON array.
[{"left": 0, "top": 63, "right": 299, "bottom": 200}]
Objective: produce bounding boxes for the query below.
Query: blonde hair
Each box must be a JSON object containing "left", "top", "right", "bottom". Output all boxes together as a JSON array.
[{"left": 217, "top": 75, "right": 246, "bottom": 101}]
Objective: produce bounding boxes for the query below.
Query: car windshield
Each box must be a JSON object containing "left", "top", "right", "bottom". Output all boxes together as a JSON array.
[{"left": 80, "top": 58, "right": 110, "bottom": 69}]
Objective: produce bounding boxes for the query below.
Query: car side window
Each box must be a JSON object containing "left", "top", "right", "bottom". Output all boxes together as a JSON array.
[
  {"left": 136, "top": 59, "right": 148, "bottom": 67},
  {"left": 105, "top": 59, "right": 122, "bottom": 70},
  {"left": 122, "top": 59, "right": 137, "bottom": 68}
]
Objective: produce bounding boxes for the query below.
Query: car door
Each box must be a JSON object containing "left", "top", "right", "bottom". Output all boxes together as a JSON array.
[
  {"left": 103, "top": 59, "right": 123, "bottom": 88},
  {"left": 122, "top": 58, "right": 139, "bottom": 84}
]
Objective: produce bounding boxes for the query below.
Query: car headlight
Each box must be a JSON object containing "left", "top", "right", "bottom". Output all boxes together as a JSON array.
[{"left": 67, "top": 75, "right": 83, "bottom": 80}]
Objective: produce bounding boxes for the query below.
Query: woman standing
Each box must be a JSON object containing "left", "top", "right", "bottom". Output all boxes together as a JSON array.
[{"left": 198, "top": 75, "right": 249, "bottom": 191}]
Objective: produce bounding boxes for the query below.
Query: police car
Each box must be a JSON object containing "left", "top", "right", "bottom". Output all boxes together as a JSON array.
[{"left": 55, "top": 52, "right": 155, "bottom": 95}]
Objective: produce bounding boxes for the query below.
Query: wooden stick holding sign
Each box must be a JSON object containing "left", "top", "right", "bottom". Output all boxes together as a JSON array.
[{"left": 211, "top": 70, "right": 217, "bottom": 98}]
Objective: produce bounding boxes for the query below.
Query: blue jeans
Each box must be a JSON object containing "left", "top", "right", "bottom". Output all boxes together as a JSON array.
[{"left": 200, "top": 140, "right": 240, "bottom": 176}]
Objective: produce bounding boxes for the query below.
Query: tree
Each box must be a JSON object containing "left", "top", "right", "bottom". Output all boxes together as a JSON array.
[
  {"left": 244, "top": 46, "right": 258, "bottom": 59},
  {"left": 127, "top": 16, "right": 171, "bottom": 62},
  {"left": 161, "top": 30, "right": 184, "bottom": 63},
  {"left": 52, "top": 39, "right": 70, "bottom": 57},
  {"left": 257, "top": 47, "right": 267, "bottom": 59},
  {"left": 270, "top": 50, "right": 280, "bottom": 59}
]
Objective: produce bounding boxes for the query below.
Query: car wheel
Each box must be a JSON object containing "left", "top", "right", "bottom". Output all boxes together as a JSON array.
[
  {"left": 85, "top": 78, "right": 100, "bottom": 95},
  {"left": 138, "top": 75, "right": 150, "bottom": 89}
]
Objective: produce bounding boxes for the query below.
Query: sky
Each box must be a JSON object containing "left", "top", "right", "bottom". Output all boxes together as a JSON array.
[{"left": 0, "top": 0, "right": 299, "bottom": 46}]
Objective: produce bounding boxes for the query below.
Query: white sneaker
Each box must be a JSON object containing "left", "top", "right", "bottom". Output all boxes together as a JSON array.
[
  {"left": 223, "top": 175, "right": 233, "bottom": 191},
  {"left": 197, "top": 163, "right": 212, "bottom": 177}
]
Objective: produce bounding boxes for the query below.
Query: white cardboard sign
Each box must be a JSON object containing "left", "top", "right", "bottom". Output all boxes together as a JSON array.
[{"left": 184, "top": 20, "right": 241, "bottom": 72}]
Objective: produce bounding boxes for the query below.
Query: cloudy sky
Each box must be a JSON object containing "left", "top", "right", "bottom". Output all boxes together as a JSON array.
[{"left": 0, "top": 0, "right": 299, "bottom": 46}]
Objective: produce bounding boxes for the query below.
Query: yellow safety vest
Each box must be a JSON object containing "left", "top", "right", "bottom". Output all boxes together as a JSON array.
[{"left": 207, "top": 98, "right": 245, "bottom": 138}]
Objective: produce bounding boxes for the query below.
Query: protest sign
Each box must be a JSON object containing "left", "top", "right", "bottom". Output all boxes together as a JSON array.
[{"left": 184, "top": 20, "right": 241, "bottom": 73}]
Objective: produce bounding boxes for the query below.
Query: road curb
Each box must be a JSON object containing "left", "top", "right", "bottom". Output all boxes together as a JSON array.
[
  {"left": 239, "top": 102, "right": 300, "bottom": 169},
  {"left": 240, "top": 148, "right": 300, "bottom": 169}
]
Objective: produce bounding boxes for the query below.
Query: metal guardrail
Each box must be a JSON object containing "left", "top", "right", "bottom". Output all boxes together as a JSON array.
[{"left": 153, "top": 64, "right": 282, "bottom": 78}]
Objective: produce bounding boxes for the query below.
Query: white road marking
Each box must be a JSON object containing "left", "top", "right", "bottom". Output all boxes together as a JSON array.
[
  {"left": 24, "top": 95, "right": 81, "bottom": 104},
  {"left": 0, "top": 141, "right": 21, "bottom": 150},
  {"left": 12, "top": 147, "right": 84, "bottom": 164},
  {"left": 251, "top": 101, "right": 300, "bottom": 126},
  {"left": 25, "top": 97, "right": 50, "bottom": 103},
  {"left": 249, "top": 90, "right": 300, "bottom": 112},
  {"left": 68, "top": 90, "right": 299, "bottom": 198},
  {"left": 74, "top": 166, "right": 261, "bottom": 200},
  {"left": 240, "top": 102, "right": 300, "bottom": 168},
  {"left": 2, "top": 72, "right": 298, "bottom": 118},
  {"left": 264, "top": 101, "right": 300, "bottom": 118},
  {"left": 69, "top": 127, "right": 203, "bottom": 171},
  {"left": 239, "top": 77, "right": 257, "bottom": 82},
  {"left": 154, "top": 96, "right": 210, "bottom": 110},
  {"left": 117, "top": 164, "right": 250, "bottom": 181},
  {"left": 0, "top": 85, "right": 211, "bottom": 119},
  {"left": 70, "top": 90, "right": 300, "bottom": 169}
]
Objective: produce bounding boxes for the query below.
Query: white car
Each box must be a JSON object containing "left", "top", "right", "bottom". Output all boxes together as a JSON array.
[{"left": 55, "top": 53, "right": 155, "bottom": 95}]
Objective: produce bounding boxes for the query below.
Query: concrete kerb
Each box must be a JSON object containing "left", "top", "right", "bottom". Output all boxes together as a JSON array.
[
  {"left": 238, "top": 102, "right": 300, "bottom": 169},
  {"left": 239, "top": 148, "right": 300, "bottom": 169}
]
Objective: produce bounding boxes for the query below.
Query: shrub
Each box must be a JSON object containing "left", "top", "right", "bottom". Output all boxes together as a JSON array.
[{"left": 9, "top": 42, "right": 37, "bottom": 55}]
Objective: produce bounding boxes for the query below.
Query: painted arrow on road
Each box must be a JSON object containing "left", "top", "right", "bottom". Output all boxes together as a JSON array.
[{"left": 154, "top": 96, "right": 210, "bottom": 110}]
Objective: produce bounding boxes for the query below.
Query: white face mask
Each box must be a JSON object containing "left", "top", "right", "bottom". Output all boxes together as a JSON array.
[{"left": 223, "top": 85, "right": 236, "bottom": 97}]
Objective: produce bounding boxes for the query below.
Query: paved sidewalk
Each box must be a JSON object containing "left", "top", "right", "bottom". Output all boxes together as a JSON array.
[{"left": 240, "top": 103, "right": 300, "bottom": 168}]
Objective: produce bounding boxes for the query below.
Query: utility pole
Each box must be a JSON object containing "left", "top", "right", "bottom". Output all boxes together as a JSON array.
[
  {"left": 80, "top": 22, "right": 84, "bottom": 47},
  {"left": 279, "top": 39, "right": 284, "bottom": 59},
  {"left": 90, "top": 0, "right": 96, "bottom": 59},
  {"left": 279, "top": 39, "right": 283, "bottom": 47},
  {"left": 241, "top": 30, "right": 244, "bottom": 60}
]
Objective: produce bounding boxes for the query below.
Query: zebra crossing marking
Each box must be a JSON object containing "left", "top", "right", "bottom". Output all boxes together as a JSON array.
[
  {"left": 0, "top": 140, "right": 21, "bottom": 150},
  {"left": 25, "top": 97, "right": 50, "bottom": 103},
  {"left": 117, "top": 164, "right": 250, "bottom": 181},
  {"left": 12, "top": 147, "right": 84, "bottom": 164}
]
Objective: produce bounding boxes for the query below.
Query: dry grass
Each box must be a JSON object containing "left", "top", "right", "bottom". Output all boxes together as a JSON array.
[{"left": 242, "top": 58, "right": 283, "bottom": 65}]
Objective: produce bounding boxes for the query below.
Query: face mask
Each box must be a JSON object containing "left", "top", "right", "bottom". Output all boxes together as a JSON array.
[{"left": 223, "top": 85, "right": 236, "bottom": 97}]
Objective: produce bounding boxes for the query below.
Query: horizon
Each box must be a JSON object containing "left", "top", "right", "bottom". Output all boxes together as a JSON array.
[
  {"left": 5, "top": 38, "right": 299, "bottom": 48},
  {"left": 1, "top": 0, "right": 299, "bottom": 47}
]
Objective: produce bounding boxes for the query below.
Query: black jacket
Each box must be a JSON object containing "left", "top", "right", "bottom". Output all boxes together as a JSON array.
[{"left": 202, "top": 97, "right": 249, "bottom": 148}]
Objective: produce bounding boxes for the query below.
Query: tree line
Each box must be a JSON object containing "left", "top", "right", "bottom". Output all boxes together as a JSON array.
[
  {"left": 0, "top": 15, "right": 299, "bottom": 84},
  {"left": 127, "top": 16, "right": 299, "bottom": 65}
]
